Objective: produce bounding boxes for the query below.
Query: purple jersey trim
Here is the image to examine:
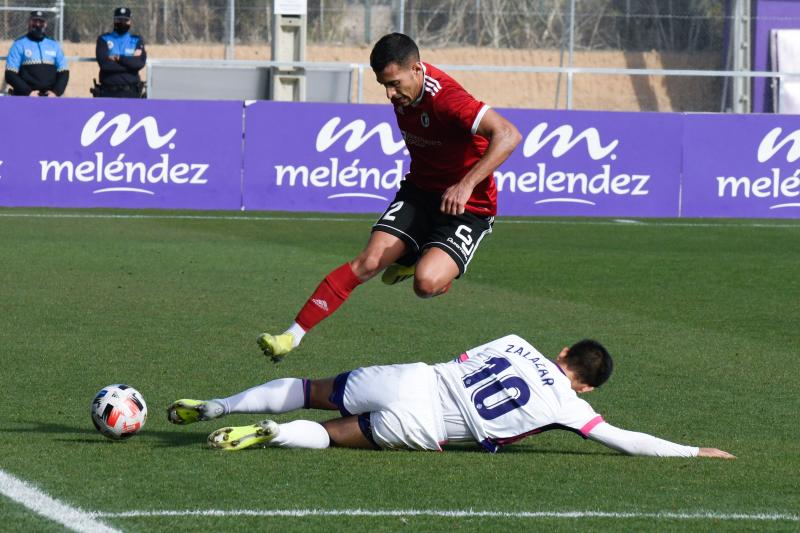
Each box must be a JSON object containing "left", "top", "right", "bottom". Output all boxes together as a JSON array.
[
  {"left": 329, "top": 371, "right": 352, "bottom": 416},
  {"left": 491, "top": 423, "right": 589, "bottom": 450}
]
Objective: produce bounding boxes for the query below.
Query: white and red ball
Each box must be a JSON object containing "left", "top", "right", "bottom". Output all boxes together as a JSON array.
[{"left": 90, "top": 384, "right": 148, "bottom": 440}]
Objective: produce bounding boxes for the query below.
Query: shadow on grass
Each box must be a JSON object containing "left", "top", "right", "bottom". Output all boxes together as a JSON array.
[
  {"left": 4, "top": 421, "right": 620, "bottom": 456},
  {"left": 2, "top": 420, "right": 208, "bottom": 447},
  {"left": 442, "top": 443, "right": 618, "bottom": 456}
]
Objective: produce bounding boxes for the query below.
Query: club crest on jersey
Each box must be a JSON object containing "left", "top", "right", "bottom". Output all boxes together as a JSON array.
[
  {"left": 107, "top": 41, "right": 114, "bottom": 49},
  {"left": 421, "top": 112, "right": 430, "bottom": 127}
]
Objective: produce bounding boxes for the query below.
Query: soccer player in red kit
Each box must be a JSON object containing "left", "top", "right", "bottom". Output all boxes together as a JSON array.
[{"left": 258, "top": 33, "right": 522, "bottom": 361}]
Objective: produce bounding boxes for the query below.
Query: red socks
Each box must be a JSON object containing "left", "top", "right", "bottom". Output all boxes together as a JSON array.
[{"left": 295, "top": 263, "right": 363, "bottom": 331}]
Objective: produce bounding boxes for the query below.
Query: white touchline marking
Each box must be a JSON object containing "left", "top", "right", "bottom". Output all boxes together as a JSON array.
[
  {"left": 0, "top": 469, "right": 795, "bottom": 526},
  {"left": 91, "top": 508, "right": 799, "bottom": 522},
  {"left": 0, "top": 469, "right": 121, "bottom": 533},
  {"left": 0, "top": 211, "right": 798, "bottom": 229}
]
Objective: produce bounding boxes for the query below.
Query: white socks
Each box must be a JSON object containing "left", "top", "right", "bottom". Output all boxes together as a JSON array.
[
  {"left": 285, "top": 322, "right": 306, "bottom": 347},
  {"left": 270, "top": 420, "right": 330, "bottom": 449},
  {"left": 211, "top": 376, "right": 331, "bottom": 449},
  {"left": 215, "top": 378, "right": 305, "bottom": 415}
]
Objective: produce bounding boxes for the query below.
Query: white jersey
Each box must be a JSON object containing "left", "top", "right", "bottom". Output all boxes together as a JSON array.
[{"left": 434, "top": 334, "right": 603, "bottom": 452}]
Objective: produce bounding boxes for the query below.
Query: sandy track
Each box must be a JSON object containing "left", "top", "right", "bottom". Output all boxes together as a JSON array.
[{"left": 2, "top": 41, "right": 719, "bottom": 111}]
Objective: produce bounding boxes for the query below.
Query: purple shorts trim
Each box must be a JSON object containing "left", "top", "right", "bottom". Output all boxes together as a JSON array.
[
  {"left": 479, "top": 438, "right": 499, "bottom": 453},
  {"left": 329, "top": 371, "right": 352, "bottom": 416},
  {"left": 357, "top": 413, "right": 382, "bottom": 450}
]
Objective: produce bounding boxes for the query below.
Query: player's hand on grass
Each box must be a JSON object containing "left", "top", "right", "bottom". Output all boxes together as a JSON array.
[{"left": 698, "top": 447, "right": 736, "bottom": 459}]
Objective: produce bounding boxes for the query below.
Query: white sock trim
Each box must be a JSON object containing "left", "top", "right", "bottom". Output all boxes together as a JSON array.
[{"left": 286, "top": 322, "right": 306, "bottom": 347}]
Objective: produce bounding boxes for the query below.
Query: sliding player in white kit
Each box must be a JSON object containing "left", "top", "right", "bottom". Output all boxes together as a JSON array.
[{"left": 167, "top": 334, "right": 734, "bottom": 459}]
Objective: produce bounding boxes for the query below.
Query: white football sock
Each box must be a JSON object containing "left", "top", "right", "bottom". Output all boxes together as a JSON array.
[
  {"left": 285, "top": 322, "right": 306, "bottom": 347},
  {"left": 215, "top": 378, "right": 305, "bottom": 414},
  {"left": 270, "top": 420, "right": 330, "bottom": 449}
]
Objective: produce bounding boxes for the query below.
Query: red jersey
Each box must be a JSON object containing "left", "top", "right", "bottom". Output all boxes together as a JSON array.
[{"left": 394, "top": 62, "right": 495, "bottom": 216}]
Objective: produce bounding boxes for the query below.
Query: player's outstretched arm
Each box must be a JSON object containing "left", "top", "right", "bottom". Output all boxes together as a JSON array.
[
  {"left": 588, "top": 422, "right": 735, "bottom": 458},
  {"left": 698, "top": 447, "right": 736, "bottom": 459}
]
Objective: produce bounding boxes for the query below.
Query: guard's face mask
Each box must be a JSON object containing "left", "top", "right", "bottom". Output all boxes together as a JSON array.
[
  {"left": 113, "top": 20, "right": 131, "bottom": 34},
  {"left": 28, "top": 20, "right": 46, "bottom": 39}
]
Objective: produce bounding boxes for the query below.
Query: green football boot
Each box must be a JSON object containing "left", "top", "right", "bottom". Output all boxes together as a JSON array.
[
  {"left": 207, "top": 419, "right": 280, "bottom": 451},
  {"left": 257, "top": 332, "right": 295, "bottom": 363},
  {"left": 166, "top": 399, "right": 224, "bottom": 425},
  {"left": 381, "top": 263, "right": 416, "bottom": 285}
]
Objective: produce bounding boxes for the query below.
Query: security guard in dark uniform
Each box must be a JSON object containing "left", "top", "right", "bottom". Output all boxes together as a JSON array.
[
  {"left": 93, "top": 7, "right": 146, "bottom": 98},
  {"left": 4, "top": 10, "right": 69, "bottom": 96}
]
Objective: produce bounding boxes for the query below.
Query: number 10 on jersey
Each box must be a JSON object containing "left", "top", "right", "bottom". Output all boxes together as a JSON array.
[{"left": 462, "top": 356, "right": 531, "bottom": 420}]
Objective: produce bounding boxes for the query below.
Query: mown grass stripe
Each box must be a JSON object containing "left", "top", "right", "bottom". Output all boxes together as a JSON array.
[{"left": 1, "top": 211, "right": 799, "bottom": 229}]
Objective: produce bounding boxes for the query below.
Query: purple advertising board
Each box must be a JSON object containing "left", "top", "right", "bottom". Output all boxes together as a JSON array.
[
  {"left": 2, "top": 98, "right": 797, "bottom": 219},
  {"left": 683, "top": 113, "right": 800, "bottom": 218},
  {"left": 0, "top": 98, "right": 243, "bottom": 209},
  {"left": 243, "top": 102, "right": 683, "bottom": 217},
  {"left": 242, "top": 100, "right": 404, "bottom": 214},
  {"left": 495, "top": 109, "right": 682, "bottom": 217}
]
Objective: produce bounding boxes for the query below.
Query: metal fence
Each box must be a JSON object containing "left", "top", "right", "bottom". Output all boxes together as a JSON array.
[{"left": 0, "top": 0, "right": 732, "bottom": 50}]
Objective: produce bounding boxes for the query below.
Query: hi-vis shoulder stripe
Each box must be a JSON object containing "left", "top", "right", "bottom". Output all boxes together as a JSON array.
[{"left": 424, "top": 76, "right": 441, "bottom": 95}]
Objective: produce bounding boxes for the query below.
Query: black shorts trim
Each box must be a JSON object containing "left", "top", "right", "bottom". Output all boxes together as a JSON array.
[
  {"left": 425, "top": 214, "right": 494, "bottom": 275},
  {"left": 371, "top": 182, "right": 493, "bottom": 277},
  {"left": 372, "top": 223, "right": 420, "bottom": 253},
  {"left": 423, "top": 240, "right": 468, "bottom": 273}
]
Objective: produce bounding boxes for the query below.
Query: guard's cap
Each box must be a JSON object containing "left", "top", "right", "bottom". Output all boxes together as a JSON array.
[
  {"left": 30, "top": 10, "right": 47, "bottom": 21},
  {"left": 113, "top": 7, "right": 132, "bottom": 19}
]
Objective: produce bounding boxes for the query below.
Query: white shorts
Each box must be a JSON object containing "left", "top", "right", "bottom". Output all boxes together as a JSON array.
[{"left": 339, "top": 363, "right": 447, "bottom": 451}]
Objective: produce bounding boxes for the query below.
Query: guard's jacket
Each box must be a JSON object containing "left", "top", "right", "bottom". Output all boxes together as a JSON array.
[
  {"left": 4, "top": 33, "right": 69, "bottom": 95},
  {"left": 95, "top": 30, "right": 146, "bottom": 92}
]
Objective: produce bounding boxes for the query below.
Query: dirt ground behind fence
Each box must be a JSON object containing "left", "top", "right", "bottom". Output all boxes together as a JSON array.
[{"left": 2, "top": 41, "right": 721, "bottom": 111}]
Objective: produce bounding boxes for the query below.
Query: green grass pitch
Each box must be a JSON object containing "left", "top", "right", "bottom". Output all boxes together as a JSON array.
[{"left": 0, "top": 208, "right": 798, "bottom": 532}]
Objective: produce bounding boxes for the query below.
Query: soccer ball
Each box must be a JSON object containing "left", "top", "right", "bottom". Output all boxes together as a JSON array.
[{"left": 90, "top": 384, "right": 148, "bottom": 440}]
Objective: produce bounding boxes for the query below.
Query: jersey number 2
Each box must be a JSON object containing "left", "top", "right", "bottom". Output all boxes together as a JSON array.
[{"left": 462, "top": 356, "right": 531, "bottom": 420}]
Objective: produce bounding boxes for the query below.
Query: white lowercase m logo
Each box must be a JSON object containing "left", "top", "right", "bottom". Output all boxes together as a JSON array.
[
  {"left": 757, "top": 127, "right": 800, "bottom": 163},
  {"left": 80, "top": 111, "right": 177, "bottom": 149},
  {"left": 523, "top": 122, "right": 619, "bottom": 160},
  {"left": 316, "top": 117, "right": 405, "bottom": 155}
]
